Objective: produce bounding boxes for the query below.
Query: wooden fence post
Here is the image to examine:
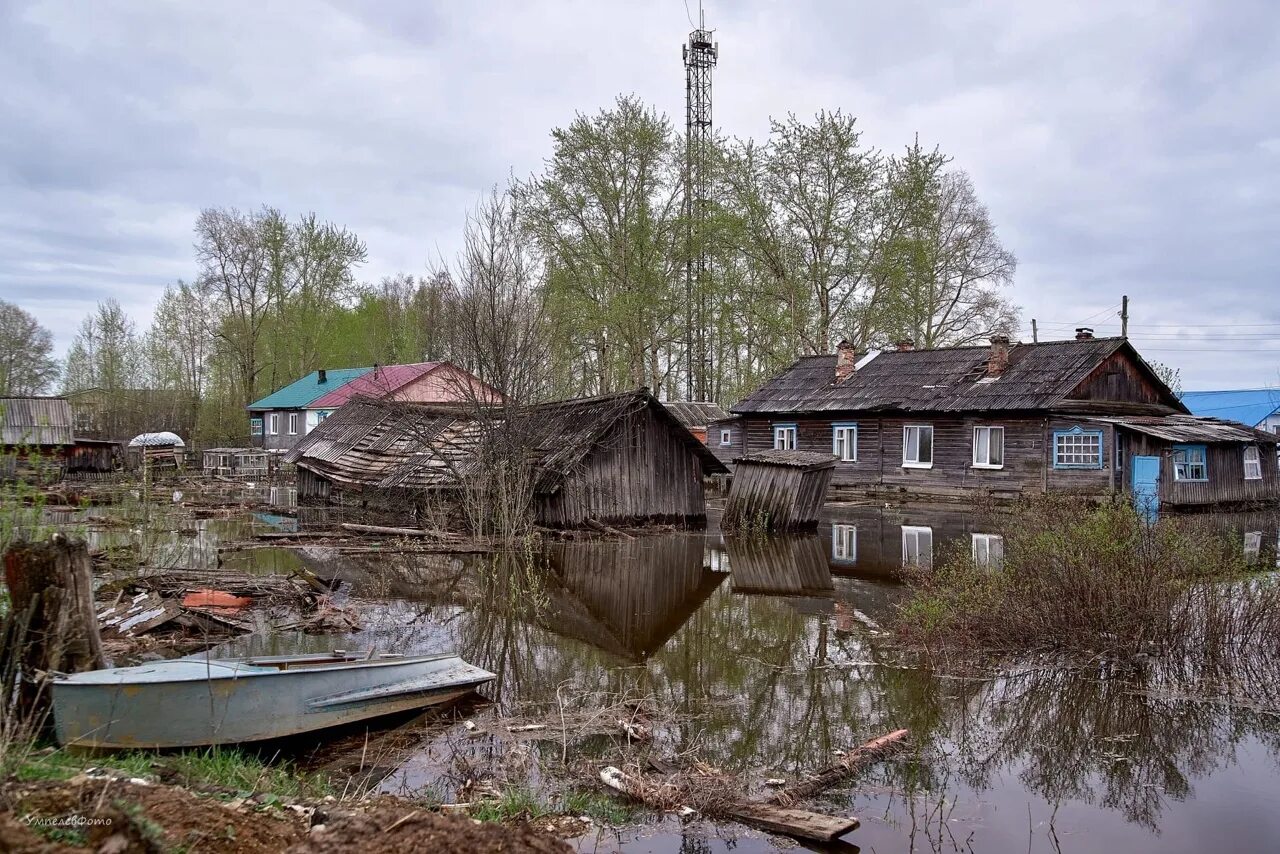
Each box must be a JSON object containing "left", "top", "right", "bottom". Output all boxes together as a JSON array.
[{"left": 3, "top": 535, "right": 104, "bottom": 719}]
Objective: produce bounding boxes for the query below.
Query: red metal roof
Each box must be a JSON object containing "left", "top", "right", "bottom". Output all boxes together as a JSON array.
[{"left": 308, "top": 363, "right": 441, "bottom": 409}]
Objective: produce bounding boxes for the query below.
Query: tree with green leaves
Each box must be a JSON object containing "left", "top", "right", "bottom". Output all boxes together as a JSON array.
[
  {"left": 0, "top": 300, "right": 59, "bottom": 396},
  {"left": 517, "top": 95, "right": 684, "bottom": 394}
]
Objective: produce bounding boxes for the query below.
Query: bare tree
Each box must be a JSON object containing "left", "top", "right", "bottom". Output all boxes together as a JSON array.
[
  {"left": 194, "top": 206, "right": 287, "bottom": 407},
  {"left": 0, "top": 300, "right": 59, "bottom": 395}
]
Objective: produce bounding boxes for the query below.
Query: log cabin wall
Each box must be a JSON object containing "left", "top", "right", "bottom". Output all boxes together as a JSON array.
[
  {"left": 1124, "top": 433, "right": 1280, "bottom": 506},
  {"left": 737, "top": 413, "right": 1119, "bottom": 499},
  {"left": 536, "top": 405, "right": 708, "bottom": 528}
]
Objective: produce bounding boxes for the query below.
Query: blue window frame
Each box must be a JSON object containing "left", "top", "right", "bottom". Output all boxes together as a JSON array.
[
  {"left": 1172, "top": 444, "right": 1208, "bottom": 481},
  {"left": 832, "top": 423, "right": 857, "bottom": 461},
  {"left": 1053, "top": 426, "right": 1104, "bottom": 469},
  {"left": 773, "top": 423, "right": 797, "bottom": 450}
]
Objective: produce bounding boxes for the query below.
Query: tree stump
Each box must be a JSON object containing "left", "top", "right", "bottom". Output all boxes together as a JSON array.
[{"left": 2, "top": 535, "right": 104, "bottom": 720}]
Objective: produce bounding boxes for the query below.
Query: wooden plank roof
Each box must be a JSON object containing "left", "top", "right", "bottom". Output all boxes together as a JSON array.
[
  {"left": 732, "top": 337, "right": 1184, "bottom": 415},
  {"left": 285, "top": 388, "right": 728, "bottom": 493}
]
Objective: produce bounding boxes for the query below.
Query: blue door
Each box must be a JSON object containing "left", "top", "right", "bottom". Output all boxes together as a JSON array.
[{"left": 1131, "top": 455, "right": 1160, "bottom": 521}]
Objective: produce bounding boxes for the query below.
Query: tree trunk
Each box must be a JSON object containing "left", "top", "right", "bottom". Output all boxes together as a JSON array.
[{"left": 2, "top": 536, "right": 104, "bottom": 719}]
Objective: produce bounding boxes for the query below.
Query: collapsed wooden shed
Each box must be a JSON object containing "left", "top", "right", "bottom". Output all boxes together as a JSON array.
[
  {"left": 722, "top": 450, "right": 837, "bottom": 532},
  {"left": 285, "top": 389, "right": 729, "bottom": 529}
]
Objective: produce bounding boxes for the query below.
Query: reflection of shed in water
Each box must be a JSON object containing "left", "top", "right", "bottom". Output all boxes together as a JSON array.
[
  {"left": 541, "top": 537, "right": 725, "bottom": 661},
  {"left": 723, "top": 536, "right": 834, "bottom": 597}
]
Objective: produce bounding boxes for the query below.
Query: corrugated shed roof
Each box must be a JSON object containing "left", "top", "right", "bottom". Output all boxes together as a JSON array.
[
  {"left": 285, "top": 389, "right": 728, "bottom": 493},
  {"left": 246, "top": 368, "right": 374, "bottom": 411},
  {"left": 1180, "top": 389, "right": 1280, "bottom": 429},
  {"left": 663, "top": 400, "right": 731, "bottom": 428},
  {"left": 308, "top": 363, "right": 442, "bottom": 409},
  {"left": 128, "top": 432, "right": 185, "bottom": 447},
  {"left": 1085, "top": 415, "right": 1279, "bottom": 444},
  {"left": 732, "top": 337, "right": 1183, "bottom": 415},
  {"left": 0, "top": 397, "right": 74, "bottom": 446}
]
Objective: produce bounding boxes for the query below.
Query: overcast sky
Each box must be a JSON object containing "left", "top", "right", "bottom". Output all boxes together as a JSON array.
[{"left": 2, "top": 0, "right": 1278, "bottom": 390}]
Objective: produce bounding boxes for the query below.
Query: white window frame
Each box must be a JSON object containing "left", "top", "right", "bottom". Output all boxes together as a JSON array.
[
  {"left": 972, "top": 533, "right": 1005, "bottom": 568},
  {"left": 1244, "top": 445, "right": 1262, "bottom": 480},
  {"left": 832, "top": 423, "right": 857, "bottom": 462},
  {"left": 972, "top": 426, "right": 1005, "bottom": 469},
  {"left": 773, "top": 424, "right": 797, "bottom": 451},
  {"left": 902, "top": 526, "right": 933, "bottom": 568},
  {"left": 287, "top": 412, "right": 299, "bottom": 435},
  {"left": 902, "top": 425, "right": 934, "bottom": 468},
  {"left": 267, "top": 413, "right": 280, "bottom": 435},
  {"left": 719, "top": 428, "right": 732, "bottom": 447},
  {"left": 831, "top": 524, "right": 857, "bottom": 562}
]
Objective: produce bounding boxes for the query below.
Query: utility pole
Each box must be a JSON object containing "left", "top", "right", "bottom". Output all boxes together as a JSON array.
[
  {"left": 1031, "top": 319, "right": 1038, "bottom": 343},
  {"left": 1120, "top": 295, "right": 1129, "bottom": 338}
]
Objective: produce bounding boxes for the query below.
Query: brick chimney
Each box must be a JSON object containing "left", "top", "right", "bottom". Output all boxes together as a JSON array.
[
  {"left": 895, "top": 340, "right": 915, "bottom": 352},
  {"left": 987, "top": 335, "right": 1010, "bottom": 377},
  {"left": 1075, "top": 327, "right": 1094, "bottom": 340},
  {"left": 835, "top": 339, "right": 857, "bottom": 383}
]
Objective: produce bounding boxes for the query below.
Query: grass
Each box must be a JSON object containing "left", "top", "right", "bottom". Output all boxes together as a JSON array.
[
  {"left": 892, "top": 496, "right": 1276, "bottom": 655},
  {"left": 558, "top": 788, "right": 637, "bottom": 825},
  {"left": 14, "top": 746, "right": 333, "bottom": 801},
  {"left": 469, "top": 785, "right": 548, "bottom": 822}
]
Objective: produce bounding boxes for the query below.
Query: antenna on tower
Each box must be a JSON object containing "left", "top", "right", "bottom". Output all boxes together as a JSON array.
[{"left": 683, "top": 3, "right": 718, "bottom": 400}]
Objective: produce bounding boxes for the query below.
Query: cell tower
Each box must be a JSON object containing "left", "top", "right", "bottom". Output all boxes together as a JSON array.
[{"left": 683, "top": 7, "right": 717, "bottom": 400}]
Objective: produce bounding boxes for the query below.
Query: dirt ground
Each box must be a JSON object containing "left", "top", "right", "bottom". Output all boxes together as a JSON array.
[{"left": 0, "top": 776, "right": 571, "bottom": 854}]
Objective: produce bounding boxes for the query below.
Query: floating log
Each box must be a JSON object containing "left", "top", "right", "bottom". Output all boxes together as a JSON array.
[
  {"left": 766, "top": 728, "right": 910, "bottom": 807},
  {"left": 3, "top": 536, "right": 104, "bottom": 718},
  {"left": 599, "top": 765, "right": 858, "bottom": 843},
  {"left": 339, "top": 522, "right": 463, "bottom": 539}
]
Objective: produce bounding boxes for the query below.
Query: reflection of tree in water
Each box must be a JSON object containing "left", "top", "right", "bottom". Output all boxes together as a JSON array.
[{"left": 298, "top": 534, "right": 1280, "bottom": 839}]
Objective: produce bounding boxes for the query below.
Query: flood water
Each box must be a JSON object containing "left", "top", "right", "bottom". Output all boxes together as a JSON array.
[{"left": 67, "top": 501, "right": 1280, "bottom": 852}]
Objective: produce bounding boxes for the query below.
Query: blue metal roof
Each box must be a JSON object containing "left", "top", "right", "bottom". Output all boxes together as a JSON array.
[
  {"left": 1179, "top": 388, "right": 1280, "bottom": 428},
  {"left": 246, "top": 368, "right": 373, "bottom": 411}
]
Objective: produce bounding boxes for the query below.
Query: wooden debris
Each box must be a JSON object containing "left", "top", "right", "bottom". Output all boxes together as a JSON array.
[
  {"left": 766, "top": 728, "right": 909, "bottom": 807},
  {"left": 339, "top": 522, "right": 463, "bottom": 540},
  {"left": 584, "top": 519, "right": 636, "bottom": 540},
  {"left": 598, "top": 765, "right": 856, "bottom": 842}
]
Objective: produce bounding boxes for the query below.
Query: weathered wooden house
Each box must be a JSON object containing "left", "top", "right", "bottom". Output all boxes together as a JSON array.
[
  {"left": 247, "top": 362, "right": 500, "bottom": 451},
  {"left": 1, "top": 396, "right": 75, "bottom": 481},
  {"left": 286, "top": 389, "right": 729, "bottom": 529},
  {"left": 731, "top": 332, "right": 1280, "bottom": 509}
]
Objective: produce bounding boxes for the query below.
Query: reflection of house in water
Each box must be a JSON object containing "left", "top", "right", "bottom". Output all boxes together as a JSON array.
[
  {"left": 541, "top": 537, "right": 725, "bottom": 661},
  {"left": 816, "top": 504, "right": 1001, "bottom": 577},
  {"left": 723, "top": 536, "right": 834, "bottom": 597}
]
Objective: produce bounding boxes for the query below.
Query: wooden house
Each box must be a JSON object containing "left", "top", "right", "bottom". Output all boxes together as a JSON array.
[
  {"left": 286, "top": 389, "right": 729, "bottom": 529},
  {"left": 731, "top": 332, "right": 1280, "bottom": 509},
  {"left": 1, "top": 396, "right": 75, "bottom": 482},
  {"left": 247, "top": 362, "right": 500, "bottom": 451}
]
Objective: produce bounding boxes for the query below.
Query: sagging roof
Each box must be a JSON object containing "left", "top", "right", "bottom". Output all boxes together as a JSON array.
[
  {"left": 732, "top": 337, "right": 1184, "bottom": 416},
  {"left": 1180, "top": 388, "right": 1280, "bottom": 428},
  {"left": 663, "top": 400, "right": 731, "bottom": 428},
  {"left": 285, "top": 388, "right": 728, "bottom": 493},
  {"left": 308, "top": 363, "right": 443, "bottom": 410},
  {"left": 1085, "top": 415, "right": 1279, "bottom": 444},
  {"left": 0, "top": 397, "right": 74, "bottom": 446},
  {"left": 246, "top": 367, "right": 374, "bottom": 411},
  {"left": 736, "top": 449, "right": 838, "bottom": 469}
]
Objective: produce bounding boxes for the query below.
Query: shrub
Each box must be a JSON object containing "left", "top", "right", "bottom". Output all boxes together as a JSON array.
[{"left": 892, "top": 496, "right": 1270, "bottom": 655}]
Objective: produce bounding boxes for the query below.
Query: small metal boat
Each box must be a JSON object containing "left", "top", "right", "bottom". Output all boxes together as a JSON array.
[{"left": 51, "top": 651, "right": 494, "bottom": 749}]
